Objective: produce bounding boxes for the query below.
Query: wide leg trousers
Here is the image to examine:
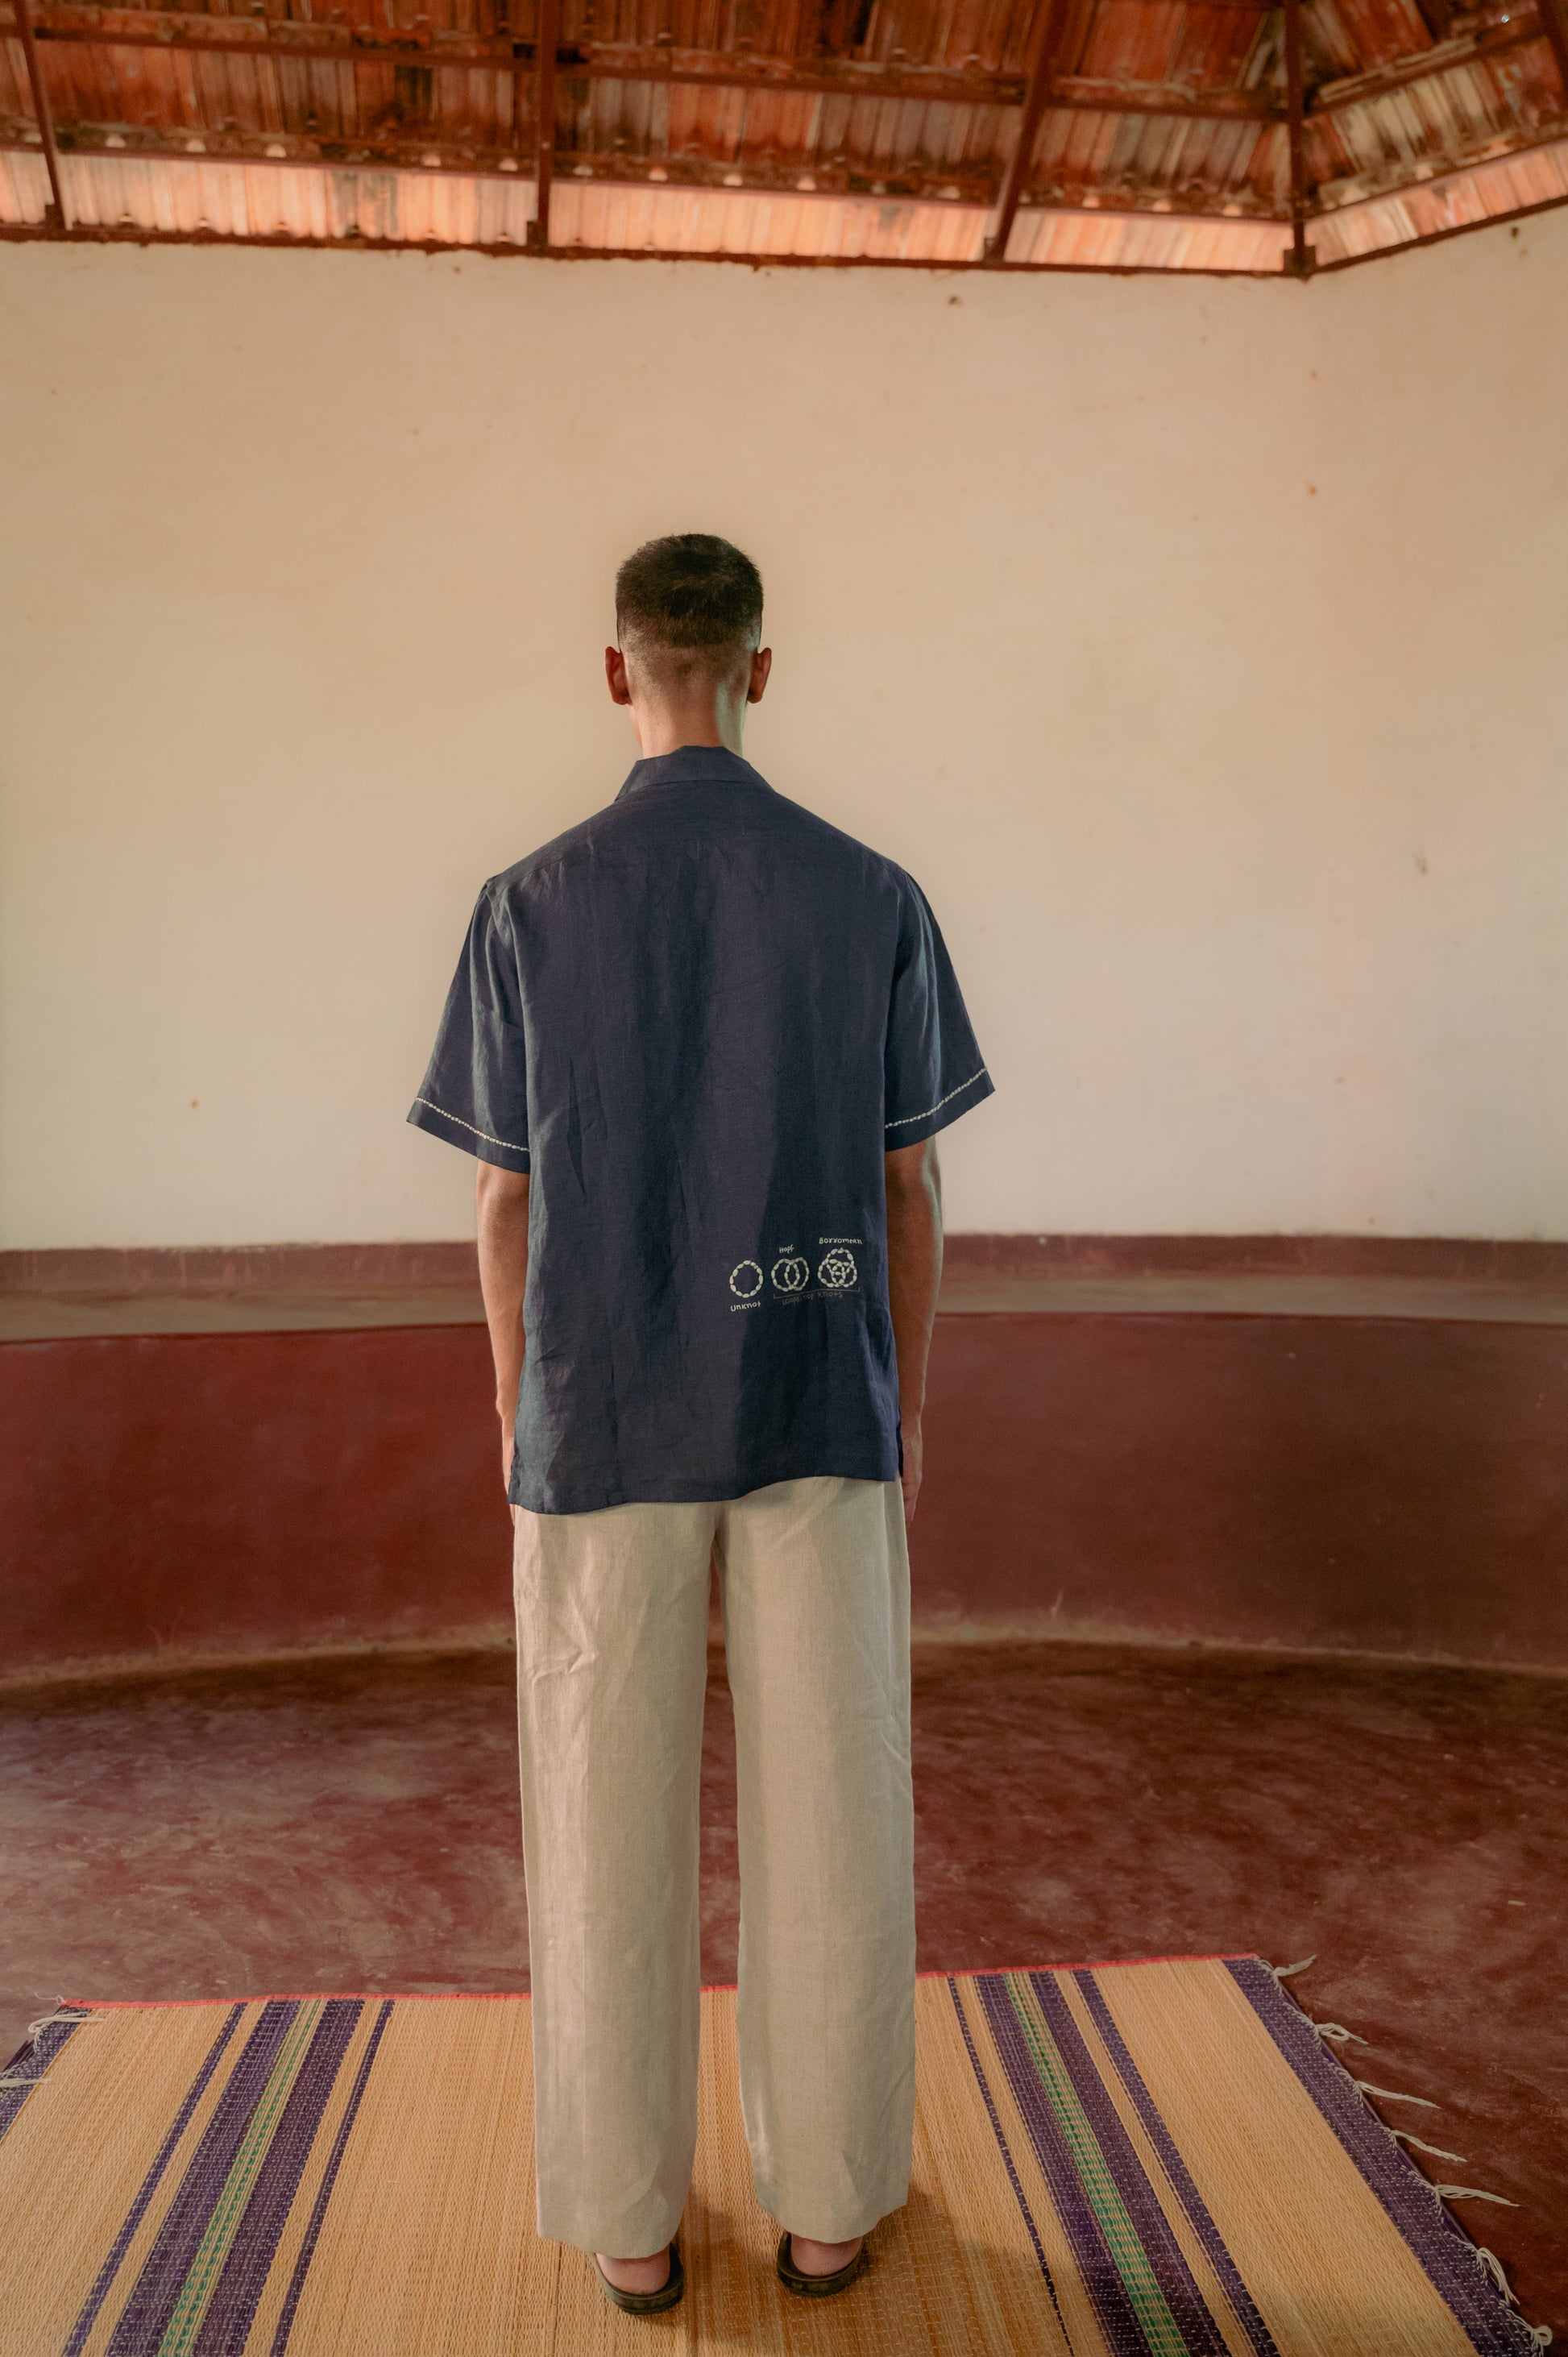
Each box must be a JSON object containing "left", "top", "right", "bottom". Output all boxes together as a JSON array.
[{"left": 511, "top": 1475, "right": 915, "bottom": 2258}]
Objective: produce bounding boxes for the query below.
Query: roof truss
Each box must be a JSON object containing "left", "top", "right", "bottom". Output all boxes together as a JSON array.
[{"left": 2, "top": 0, "right": 1565, "bottom": 272}]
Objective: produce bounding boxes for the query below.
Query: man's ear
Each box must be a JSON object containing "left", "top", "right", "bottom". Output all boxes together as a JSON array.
[
  {"left": 605, "top": 645, "right": 633, "bottom": 707},
  {"left": 747, "top": 646, "right": 773, "bottom": 706}
]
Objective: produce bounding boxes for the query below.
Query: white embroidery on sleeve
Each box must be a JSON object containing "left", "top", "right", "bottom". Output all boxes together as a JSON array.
[
  {"left": 414, "top": 1098, "right": 529, "bottom": 1157},
  {"left": 885, "top": 1068, "right": 989, "bottom": 1131}
]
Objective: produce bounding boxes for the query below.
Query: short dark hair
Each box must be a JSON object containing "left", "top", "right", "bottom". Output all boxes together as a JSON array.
[{"left": 615, "top": 534, "right": 764, "bottom": 669}]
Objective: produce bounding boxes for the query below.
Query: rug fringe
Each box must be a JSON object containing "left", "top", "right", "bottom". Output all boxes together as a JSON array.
[
  {"left": 1475, "top": 2250, "right": 1557, "bottom": 2350},
  {"left": 1354, "top": 2080, "right": 1438, "bottom": 2108},
  {"left": 1389, "top": 2128, "right": 1468, "bottom": 2163},
  {"left": 28, "top": 2006, "right": 101, "bottom": 2035},
  {"left": 0, "top": 2006, "right": 101, "bottom": 2091},
  {"left": 1262, "top": 1959, "right": 1544, "bottom": 2346}
]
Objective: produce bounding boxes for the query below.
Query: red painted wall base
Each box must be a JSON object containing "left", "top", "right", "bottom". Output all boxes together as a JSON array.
[
  {"left": 919, "top": 1312, "right": 1568, "bottom": 1666},
  {"left": 5, "top": 1303, "right": 1566, "bottom": 1680}
]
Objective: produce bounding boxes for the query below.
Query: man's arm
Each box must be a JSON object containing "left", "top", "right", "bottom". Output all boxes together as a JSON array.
[
  {"left": 476, "top": 1162, "right": 530, "bottom": 1495},
  {"left": 885, "top": 1135, "right": 943, "bottom": 1526}
]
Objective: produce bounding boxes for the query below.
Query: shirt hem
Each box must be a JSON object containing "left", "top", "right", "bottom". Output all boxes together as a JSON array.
[{"left": 509, "top": 1453, "right": 900, "bottom": 1516}]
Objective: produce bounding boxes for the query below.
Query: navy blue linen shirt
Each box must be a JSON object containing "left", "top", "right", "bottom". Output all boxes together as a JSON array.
[{"left": 409, "top": 746, "right": 993, "bottom": 1514}]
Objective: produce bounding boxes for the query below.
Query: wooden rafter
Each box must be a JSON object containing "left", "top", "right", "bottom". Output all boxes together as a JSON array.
[
  {"left": 4, "top": 155, "right": 1566, "bottom": 266},
  {"left": 1309, "top": 12, "right": 1544, "bottom": 112},
  {"left": 10, "top": 7, "right": 1554, "bottom": 126},
  {"left": 1537, "top": 0, "right": 1568, "bottom": 99},
  {"left": 1314, "top": 115, "right": 1568, "bottom": 212},
  {"left": 529, "top": 0, "right": 559, "bottom": 251},
  {"left": 1313, "top": 182, "right": 1568, "bottom": 268},
  {"left": 985, "top": 0, "right": 1075, "bottom": 263},
  {"left": 10, "top": 17, "right": 1276, "bottom": 121},
  {"left": 1282, "top": 0, "right": 1315, "bottom": 276},
  {"left": 0, "top": 139, "right": 1282, "bottom": 233},
  {"left": 0, "top": 127, "right": 1292, "bottom": 226},
  {"left": 3, "top": 0, "right": 1564, "bottom": 268},
  {"left": 10, "top": 0, "right": 68, "bottom": 228}
]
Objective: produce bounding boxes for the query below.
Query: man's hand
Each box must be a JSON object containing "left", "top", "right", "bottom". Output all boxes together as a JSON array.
[
  {"left": 885, "top": 1136, "right": 942, "bottom": 1529},
  {"left": 476, "top": 1161, "right": 530, "bottom": 1502}
]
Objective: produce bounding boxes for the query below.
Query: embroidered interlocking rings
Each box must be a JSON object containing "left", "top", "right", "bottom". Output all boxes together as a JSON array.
[
  {"left": 817, "top": 1247, "right": 858, "bottom": 1289},
  {"left": 772, "top": 1255, "right": 809, "bottom": 1293}
]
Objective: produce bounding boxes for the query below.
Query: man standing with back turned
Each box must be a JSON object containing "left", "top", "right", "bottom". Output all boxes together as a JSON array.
[{"left": 409, "top": 535, "right": 993, "bottom": 2314}]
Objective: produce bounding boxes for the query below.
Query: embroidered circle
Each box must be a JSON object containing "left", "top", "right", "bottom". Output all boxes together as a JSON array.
[
  {"left": 772, "top": 1255, "right": 809, "bottom": 1293},
  {"left": 729, "top": 1259, "right": 764, "bottom": 1300},
  {"left": 817, "top": 1247, "right": 858, "bottom": 1289}
]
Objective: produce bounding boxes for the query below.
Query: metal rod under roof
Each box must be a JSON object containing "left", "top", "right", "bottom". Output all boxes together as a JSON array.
[
  {"left": 529, "top": 0, "right": 560, "bottom": 252},
  {"left": 1283, "top": 0, "right": 1315, "bottom": 276},
  {"left": 1536, "top": 0, "right": 1568, "bottom": 100},
  {"left": 11, "top": 0, "right": 68, "bottom": 230},
  {"left": 985, "top": 0, "right": 1073, "bottom": 265}
]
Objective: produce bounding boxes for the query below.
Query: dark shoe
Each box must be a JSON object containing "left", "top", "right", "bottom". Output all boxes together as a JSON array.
[
  {"left": 594, "top": 2239, "right": 685, "bottom": 2314},
  {"left": 776, "top": 2231, "right": 868, "bottom": 2298}
]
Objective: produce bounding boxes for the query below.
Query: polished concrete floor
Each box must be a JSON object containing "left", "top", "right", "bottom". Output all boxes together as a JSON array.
[{"left": 2, "top": 1640, "right": 1562, "bottom": 2334}]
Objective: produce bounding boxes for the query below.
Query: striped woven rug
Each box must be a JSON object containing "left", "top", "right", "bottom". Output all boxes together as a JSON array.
[{"left": 0, "top": 1956, "right": 1535, "bottom": 2355}]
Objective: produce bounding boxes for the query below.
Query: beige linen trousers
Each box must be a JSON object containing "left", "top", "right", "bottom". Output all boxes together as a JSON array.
[{"left": 511, "top": 1474, "right": 915, "bottom": 2259}]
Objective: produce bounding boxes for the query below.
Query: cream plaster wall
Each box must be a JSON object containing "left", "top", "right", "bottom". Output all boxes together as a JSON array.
[{"left": 1, "top": 217, "right": 1565, "bottom": 1247}]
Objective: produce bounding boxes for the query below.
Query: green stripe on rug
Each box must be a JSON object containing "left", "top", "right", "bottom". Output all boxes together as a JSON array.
[
  {"left": 1005, "top": 1973, "right": 1193, "bottom": 2357},
  {"left": 156, "top": 1999, "right": 326, "bottom": 2356}
]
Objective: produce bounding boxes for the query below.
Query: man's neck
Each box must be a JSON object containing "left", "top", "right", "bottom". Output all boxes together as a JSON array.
[{"left": 632, "top": 699, "right": 746, "bottom": 760}]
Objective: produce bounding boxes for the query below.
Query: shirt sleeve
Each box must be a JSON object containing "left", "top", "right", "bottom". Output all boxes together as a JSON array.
[
  {"left": 406, "top": 886, "right": 530, "bottom": 1171},
  {"left": 883, "top": 876, "right": 995, "bottom": 1148}
]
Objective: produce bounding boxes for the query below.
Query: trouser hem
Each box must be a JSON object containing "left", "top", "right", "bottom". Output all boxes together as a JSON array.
[
  {"left": 536, "top": 2203, "right": 686, "bottom": 2259},
  {"left": 757, "top": 2181, "right": 909, "bottom": 2243}
]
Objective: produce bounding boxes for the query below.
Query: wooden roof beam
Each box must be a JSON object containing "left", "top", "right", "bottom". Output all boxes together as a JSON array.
[
  {"left": 1536, "top": 0, "right": 1568, "bottom": 98},
  {"left": 985, "top": 0, "right": 1075, "bottom": 263},
  {"left": 1283, "top": 0, "right": 1315, "bottom": 276},
  {"left": 10, "top": 0, "right": 68, "bottom": 229},
  {"left": 20, "top": 8, "right": 1551, "bottom": 122},
  {"left": 12, "top": 18, "right": 1280, "bottom": 120},
  {"left": 0, "top": 127, "right": 1292, "bottom": 226},
  {"left": 528, "top": 0, "right": 558, "bottom": 250},
  {"left": 1308, "top": 10, "right": 1546, "bottom": 113},
  {"left": 1313, "top": 114, "right": 1568, "bottom": 210}
]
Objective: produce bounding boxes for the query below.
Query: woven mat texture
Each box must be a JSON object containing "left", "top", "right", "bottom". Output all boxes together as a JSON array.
[{"left": 0, "top": 1957, "right": 1533, "bottom": 2355}]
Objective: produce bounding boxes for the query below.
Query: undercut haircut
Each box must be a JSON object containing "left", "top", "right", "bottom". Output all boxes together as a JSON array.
[{"left": 615, "top": 534, "right": 764, "bottom": 688}]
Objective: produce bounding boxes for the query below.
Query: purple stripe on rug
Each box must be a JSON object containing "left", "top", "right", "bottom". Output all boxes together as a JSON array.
[
  {"left": 62, "top": 2006, "right": 247, "bottom": 2357},
  {"left": 1072, "top": 1971, "right": 1280, "bottom": 2357},
  {"left": 189, "top": 2000, "right": 363, "bottom": 2357},
  {"left": 267, "top": 1998, "right": 394, "bottom": 2357},
  {"left": 1223, "top": 1960, "right": 1537, "bottom": 2357},
  {"left": 946, "top": 1977, "right": 1073, "bottom": 2347},
  {"left": 975, "top": 1973, "right": 1155, "bottom": 2357},
  {"left": 0, "top": 2007, "right": 97, "bottom": 2145},
  {"left": 102, "top": 2002, "right": 301, "bottom": 2357},
  {"left": 1031, "top": 1973, "right": 1233, "bottom": 2357}
]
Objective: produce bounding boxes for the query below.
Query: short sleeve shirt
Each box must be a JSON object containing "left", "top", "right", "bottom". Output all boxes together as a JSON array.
[{"left": 409, "top": 746, "right": 993, "bottom": 1513}]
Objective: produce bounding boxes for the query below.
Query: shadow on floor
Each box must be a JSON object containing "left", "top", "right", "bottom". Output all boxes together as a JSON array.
[{"left": 1, "top": 1637, "right": 1562, "bottom": 2331}]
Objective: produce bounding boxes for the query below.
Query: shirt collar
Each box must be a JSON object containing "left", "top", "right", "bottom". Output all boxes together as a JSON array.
[{"left": 616, "top": 745, "right": 773, "bottom": 800}]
